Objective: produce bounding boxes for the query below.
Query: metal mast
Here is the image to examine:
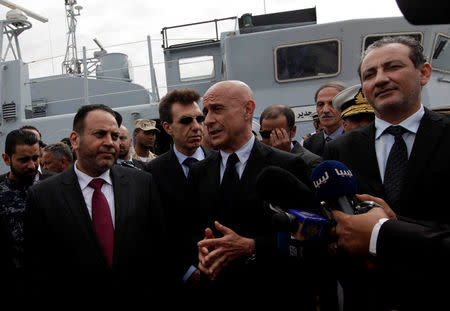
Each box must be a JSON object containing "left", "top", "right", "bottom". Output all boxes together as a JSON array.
[{"left": 62, "top": 0, "right": 82, "bottom": 74}]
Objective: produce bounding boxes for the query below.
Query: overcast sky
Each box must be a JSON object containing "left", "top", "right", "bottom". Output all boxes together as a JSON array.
[{"left": 0, "top": 0, "right": 403, "bottom": 95}]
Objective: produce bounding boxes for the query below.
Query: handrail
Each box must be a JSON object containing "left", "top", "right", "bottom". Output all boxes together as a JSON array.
[{"left": 161, "top": 16, "right": 237, "bottom": 49}]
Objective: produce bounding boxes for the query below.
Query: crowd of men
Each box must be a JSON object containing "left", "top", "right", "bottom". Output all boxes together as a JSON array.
[{"left": 0, "top": 36, "right": 448, "bottom": 309}]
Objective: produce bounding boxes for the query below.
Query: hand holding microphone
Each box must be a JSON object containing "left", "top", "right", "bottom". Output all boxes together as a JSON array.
[
  {"left": 332, "top": 194, "right": 396, "bottom": 255},
  {"left": 311, "top": 160, "right": 383, "bottom": 216}
]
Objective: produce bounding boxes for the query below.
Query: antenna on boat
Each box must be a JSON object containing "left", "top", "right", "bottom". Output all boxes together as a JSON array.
[
  {"left": 0, "top": 0, "right": 48, "bottom": 23},
  {"left": 62, "top": 0, "right": 82, "bottom": 74},
  {"left": 0, "top": 0, "right": 48, "bottom": 61}
]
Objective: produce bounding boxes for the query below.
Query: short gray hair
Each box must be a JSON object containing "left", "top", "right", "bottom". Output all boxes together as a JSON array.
[{"left": 43, "top": 142, "right": 73, "bottom": 163}]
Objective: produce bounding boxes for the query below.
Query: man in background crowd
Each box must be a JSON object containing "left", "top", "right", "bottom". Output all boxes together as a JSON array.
[
  {"left": 303, "top": 81, "right": 347, "bottom": 156},
  {"left": 0, "top": 129, "right": 52, "bottom": 300},
  {"left": 332, "top": 84, "right": 375, "bottom": 133},
  {"left": 130, "top": 119, "right": 159, "bottom": 162},
  {"left": 41, "top": 142, "right": 73, "bottom": 173},
  {"left": 116, "top": 125, "right": 145, "bottom": 169},
  {"left": 259, "top": 104, "right": 322, "bottom": 172}
]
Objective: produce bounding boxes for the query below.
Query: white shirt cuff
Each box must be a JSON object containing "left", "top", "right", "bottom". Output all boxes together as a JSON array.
[{"left": 369, "top": 218, "right": 389, "bottom": 256}]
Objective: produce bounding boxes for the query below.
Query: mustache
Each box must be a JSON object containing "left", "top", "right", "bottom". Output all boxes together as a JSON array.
[
  {"left": 374, "top": 84, "right": 397, "bottom": 97},
  {"left": 320, "top": 113, "right": 335, "bottom": 118},
  {"left": 99, "top": 147, "right": 117, "bottom": 154}
]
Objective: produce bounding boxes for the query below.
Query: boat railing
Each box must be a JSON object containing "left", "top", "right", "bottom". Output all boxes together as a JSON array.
[{"left": 161, "top": 16, "right": 238, "bottom": 49}]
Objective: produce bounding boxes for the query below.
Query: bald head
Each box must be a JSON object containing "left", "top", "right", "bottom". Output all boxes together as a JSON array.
[
  {"left": 206, "top": 80, "right": 254, "bottom": 104},
  {"left": 118, "top": 125, "right": 133, "bottom": 160},
  {"left": 203, "top": 80, "right": 256, "bottom": 152}
]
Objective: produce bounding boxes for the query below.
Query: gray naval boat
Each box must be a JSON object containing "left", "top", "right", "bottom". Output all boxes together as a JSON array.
[{"left": 0, "top": 0, "right": 449, "bottom": 173}]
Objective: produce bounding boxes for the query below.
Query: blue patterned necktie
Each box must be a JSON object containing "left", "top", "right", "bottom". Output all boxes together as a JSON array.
[{"left": 383, "top": 125, "right": 408, "bottom": 212}]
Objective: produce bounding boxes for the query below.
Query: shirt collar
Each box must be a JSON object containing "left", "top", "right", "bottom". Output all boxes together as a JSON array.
[
  {"left": 323, "top": 124, "right": 344, "bottom": 140},
  {"left": 74, "top": 160, "right": 112, "bottom": 190},
  {"left": 220, "top": 135, "right": 255, "bottom": 167},
  {"left": 173, "top": 145, "right": 205, "bottom": 165},
  {"left": 375, "top": 105, "right": 424, "bottom": 139}
]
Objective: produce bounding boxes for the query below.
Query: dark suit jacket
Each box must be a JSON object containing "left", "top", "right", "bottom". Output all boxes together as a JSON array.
[
  {"left": 0, "top": 170, "right": 53, "bottom": 301},
  {"left": 377, "top": 220, "right": 450, "bottom": 310},
  {"left": 303, "top": 130, "right": 325, "bottom": 156},
  {"left": 144, "top": 146, "right": 216, "bottom": 281},
  {"left": 291, "top": 140, "right": 323, "bottom": 174},
  {"left": 185, "top": 139, "right": 319, "bottom": 307},
  {"left": 323, "top": 108, "right": 450, "bottom": 310},
  {"left": 24, "top": 165, "right": 170, "bottom": 306},
  {"left": 323, "top": 108, "right": 450, "bottom": 222}
]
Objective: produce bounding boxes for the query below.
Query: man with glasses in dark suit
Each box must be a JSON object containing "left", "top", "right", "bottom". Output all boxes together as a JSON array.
[{"left": 144, "top": 88, "right": 215, "bottom": 287}]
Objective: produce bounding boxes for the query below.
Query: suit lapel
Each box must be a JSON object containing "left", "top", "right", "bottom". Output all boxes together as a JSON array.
[
  {"left": 407, "top": 109, "right": 443, "bottom": 170},
  {"left": 168, "top": 147, "right": 189, "bottom": 184},
  {"left": 400, "top": 109, "right": 445, "bottom": 208},
  {"left": 110, "top": 166, "right": 130, "bottom": 249},
  {"left": 61, "top": 167, "right": 105, "bottom": 260},
  {"left": 357, "top": 124, "right": 384, "bottom": 195},
  {"left": 240, "top": 140, "right": 269, "bottom": 186}
]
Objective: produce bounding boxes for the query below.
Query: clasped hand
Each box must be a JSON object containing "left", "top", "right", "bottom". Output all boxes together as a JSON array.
[{"left": 197, "top": 221, "right": 255, "bottom": 281}]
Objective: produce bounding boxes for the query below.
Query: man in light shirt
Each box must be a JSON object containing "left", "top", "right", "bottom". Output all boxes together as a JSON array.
[{"left": 323, "top": 36, "right": 450, "bottom": 310}]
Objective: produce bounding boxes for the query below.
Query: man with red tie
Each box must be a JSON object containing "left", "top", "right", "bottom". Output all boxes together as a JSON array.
[{"left": 25, "top": 104, "right": 171, "bottom": 307}]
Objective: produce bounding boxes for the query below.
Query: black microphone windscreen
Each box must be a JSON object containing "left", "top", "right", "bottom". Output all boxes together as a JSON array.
[{"left": 256, "top": 165, "right": 314, "bottom": 211}]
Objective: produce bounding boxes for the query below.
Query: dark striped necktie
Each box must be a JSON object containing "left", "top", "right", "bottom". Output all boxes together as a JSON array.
[{"left": 383, "top": 125, "right": 408, "bottom": 212}]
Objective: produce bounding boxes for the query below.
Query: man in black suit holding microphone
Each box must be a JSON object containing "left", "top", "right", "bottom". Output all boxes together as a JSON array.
[{"left": 323, "top": 36, "right": 450, "bottom": 310}]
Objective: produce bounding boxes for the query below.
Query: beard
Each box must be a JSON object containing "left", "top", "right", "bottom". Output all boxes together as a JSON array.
[
  {"left": 10, "top": 163, "right": 37, "bottom": 186},
  {"left": 118, "top": 148, "right": 129, "bottom": 159},
  {"left": 77, "top": 139, "right": 117, "bottom": 176}
]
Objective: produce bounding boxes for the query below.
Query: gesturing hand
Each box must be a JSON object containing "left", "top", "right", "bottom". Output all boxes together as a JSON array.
[{"left": 197, "top": 221, "right": 255, "bottom": 281}]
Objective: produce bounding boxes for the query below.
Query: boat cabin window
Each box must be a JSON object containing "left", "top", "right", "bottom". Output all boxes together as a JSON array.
[
  {"left": 179, "top": 56, "right": 215, "bottom": 81},
  {"left": 362, "top": 32, "right": 423, "bottom": 52},
  {"left": 274, "top": 39, "right": 340, "bottom": 83},
  {"left": 431, "top": 33, "right": 450, "bottom": 74}
]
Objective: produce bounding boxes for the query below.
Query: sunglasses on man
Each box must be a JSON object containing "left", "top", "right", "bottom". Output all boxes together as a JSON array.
[
  {"left": 178, "top": 115, "right": 205, "bottom": 125},
  {"left": 259, "top": 127, "right": 292, "bottom": 139}
]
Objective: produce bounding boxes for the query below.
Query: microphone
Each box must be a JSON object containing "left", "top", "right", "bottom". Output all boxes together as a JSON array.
[
  {"left": 256, "top": 165, "right": 316, "bottom": 210},
  {"left": 311, "top": 160, "right": 357, "bottom": 215},
  {"left": 256, "top": 166, "right": 327, "bottom": 239}
]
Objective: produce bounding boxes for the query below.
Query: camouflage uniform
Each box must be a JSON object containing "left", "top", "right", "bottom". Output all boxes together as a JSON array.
[{"left": 0, "top": 173, "right": 31, "bottom": 269}]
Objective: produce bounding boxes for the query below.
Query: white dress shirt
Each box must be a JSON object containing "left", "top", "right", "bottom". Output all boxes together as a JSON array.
[
  {"left": 374, "top": 105, "right": 424, "bottom": 182},
  {"left": 219, "top": 135, "right": 255, "bottom": 182},
  {"left": 74, "top": 161, "right": 115, "bottom": 228}
]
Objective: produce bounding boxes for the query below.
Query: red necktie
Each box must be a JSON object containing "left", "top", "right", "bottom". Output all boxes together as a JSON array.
[{"left": 89, "top": 178, "right": 114, "bottom": 268}]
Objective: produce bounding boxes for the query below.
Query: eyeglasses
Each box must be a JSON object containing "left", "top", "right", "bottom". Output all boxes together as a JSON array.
[
  {"left": 259, "top": 130, "right": 272, "bottom": 139},
  {"left": 178, "top": 115, "right": 205, "bottom": 125},
  {"left": 259, "top": 127, "right": 292, "bottom": 139}
]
